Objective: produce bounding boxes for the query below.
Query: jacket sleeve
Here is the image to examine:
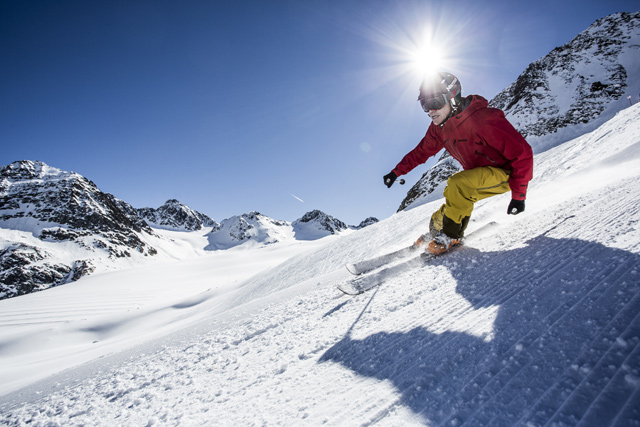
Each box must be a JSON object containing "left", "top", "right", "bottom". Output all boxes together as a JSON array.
[
  {"left": 477, "top": 110, "right": 533, "bottom": 200},
  {"left": 392, "top": 125, "right": 444, "bottom": 176}
]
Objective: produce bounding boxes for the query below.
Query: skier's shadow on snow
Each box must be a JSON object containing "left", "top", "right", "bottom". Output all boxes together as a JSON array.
[{"left": 319, "top": 235, "right": 640, "bottom": 425}]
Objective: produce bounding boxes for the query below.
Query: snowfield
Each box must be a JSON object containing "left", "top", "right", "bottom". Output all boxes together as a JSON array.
[{"left": 1, "top": 104, "right": 640, "bottom": 425}]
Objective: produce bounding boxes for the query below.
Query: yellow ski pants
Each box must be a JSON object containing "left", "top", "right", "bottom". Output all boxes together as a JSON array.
[{"left": 432, "top": 166, "right": 511, "bottom": 228}]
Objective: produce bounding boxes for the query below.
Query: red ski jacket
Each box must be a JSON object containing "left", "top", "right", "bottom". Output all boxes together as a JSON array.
[{"left": 392, "top": 95, "right": 533, "bottom": 200}]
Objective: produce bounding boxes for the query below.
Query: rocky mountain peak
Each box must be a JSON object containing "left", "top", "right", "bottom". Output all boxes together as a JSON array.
[
  {"left": 206, "top": 211, "right": 290, "bottom": 250},
  {"left": 490, "top": 11, "right": 639, "bottom": 150},
  {"left": 1, "top": 160, "right": 61, "bottom": 181},
  {"left": 292, "top": 210, "right": 348, "bottom": 240},
  {"left": 354, "top": 217, "right": 379, "bottom": 229},
  {"left": 136, "top": 199, "right": 218, "bottom": 231},
  {"left": 1, "top": 160, "right": 158, "bottom": 299}
]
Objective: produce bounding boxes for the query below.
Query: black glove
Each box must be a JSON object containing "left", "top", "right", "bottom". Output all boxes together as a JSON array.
[
  {"left": 507, "top": 199, "right": 525, "bottom": 215},
  {"left": 383, "top": 171, "right": 397, "bottom": 188}
]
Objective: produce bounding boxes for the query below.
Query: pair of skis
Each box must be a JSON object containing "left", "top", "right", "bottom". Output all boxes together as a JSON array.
[{"left": 337, "top": 221, "right": 498, "bottom": 295}]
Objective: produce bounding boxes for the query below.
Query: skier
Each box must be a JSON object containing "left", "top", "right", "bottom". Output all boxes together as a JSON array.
[{"left": 383, "top": 72, "right": 533, "bottom": 255}]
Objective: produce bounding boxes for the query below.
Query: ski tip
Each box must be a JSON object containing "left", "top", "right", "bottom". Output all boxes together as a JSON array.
[
  {"left": 337, "top": 284, "right": 360, "bottom": 295},
  {"left": 345, "top": 263, "right": 359, "bottom": 275}
]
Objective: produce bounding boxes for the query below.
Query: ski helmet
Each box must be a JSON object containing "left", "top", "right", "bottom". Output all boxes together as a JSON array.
[{"left": 418, "top": 72, "right": 462, "bottom": 112}]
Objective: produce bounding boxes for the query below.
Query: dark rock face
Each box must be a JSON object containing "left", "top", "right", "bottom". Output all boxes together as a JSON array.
[
  {"left": 0, "top": 160, "right": 157, "bottom": 299},
  {"left": 0, "top": 244, "right": 95, "bottom": 299},
  {"left": 136, "top": 199, "right": 218, "bottom": 231}
]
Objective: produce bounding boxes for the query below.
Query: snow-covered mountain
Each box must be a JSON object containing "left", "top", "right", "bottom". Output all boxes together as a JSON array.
[
  {"left": 292, "top": 209, "right": 348, "bottom": 240},
  {"left": 0, "top": 160, "right": 158, "bottom": 299},
  {"left": 1, "top": 103, "right": 639, "bottom": 426},
  {"left": 206, "top": 209, "right": 374, "bottom": 249},
  {"left": 398, "top": 11, "right": 640, "bottom": 212},
  {"left": 206, "top": 211, "right": 292, "bottom": 250},
  {"left": 136, "top": 199, "right": 218, "bottom": 231},
  {"left": 492, "top": 11, "right": 640, "bottom": 152}
]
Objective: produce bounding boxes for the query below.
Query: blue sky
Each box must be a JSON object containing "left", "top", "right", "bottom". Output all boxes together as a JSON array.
[{"left": 1, "top": 1, "right": 638, "bottom": 225}]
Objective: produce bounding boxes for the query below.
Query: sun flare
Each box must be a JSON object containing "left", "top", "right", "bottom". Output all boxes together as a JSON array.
[
  {"left": 355, "top": 3, "right": 470, "bottom": 90},
  {"left": 409, "top": 42, "right": 445, "bottom": 81},
  {"left": 350, "top": 2, "right": 474, "bottom": 122}
]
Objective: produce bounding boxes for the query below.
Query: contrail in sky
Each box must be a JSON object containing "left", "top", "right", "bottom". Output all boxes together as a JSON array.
[{"left": 290, "top": 194, "right": 304, "bottom": 203}]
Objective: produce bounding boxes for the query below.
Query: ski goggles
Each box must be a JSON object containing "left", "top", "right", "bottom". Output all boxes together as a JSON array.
[{"left": 418, "top": 93, "right": 448, "bottom": 112}]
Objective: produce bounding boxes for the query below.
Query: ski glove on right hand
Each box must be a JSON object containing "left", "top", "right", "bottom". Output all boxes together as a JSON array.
[
  {"left": 507, "top": 199, "right": 525, "bottom": 215},
  {"left": 383, "top": 172, "right": 397, "bottom": 188}
]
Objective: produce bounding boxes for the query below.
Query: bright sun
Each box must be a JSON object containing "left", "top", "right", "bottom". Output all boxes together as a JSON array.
[
  {"left": 404, "top": 23, "right": 451, "bottom": 81},
  {"left": 354, "top": 3, "right": 468, "bottom": 105},
  {"left": 409, "top": 43, "right": 445, "bottom": 80}
]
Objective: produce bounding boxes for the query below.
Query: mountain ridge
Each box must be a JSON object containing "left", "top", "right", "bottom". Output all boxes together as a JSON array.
[{"left": 0, "top": 161, "right": 373, "bottom": 298}]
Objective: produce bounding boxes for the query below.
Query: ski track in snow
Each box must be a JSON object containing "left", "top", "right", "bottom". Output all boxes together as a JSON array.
[{"left": 1, "top": 106, "right": 640, "bottom": 425}]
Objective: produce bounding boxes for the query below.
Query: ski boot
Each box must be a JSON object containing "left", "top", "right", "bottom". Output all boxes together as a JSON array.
[
  {"left": 413, "top": 233, "right": 430, "bottom": 247},
  {"left": 425, "top": 232, "right": 461, "bottom": 255}
]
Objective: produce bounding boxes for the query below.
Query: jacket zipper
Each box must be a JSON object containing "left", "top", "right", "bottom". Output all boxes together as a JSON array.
[{"left": 449, "top": 140, "right": 465, "bottom": 167}]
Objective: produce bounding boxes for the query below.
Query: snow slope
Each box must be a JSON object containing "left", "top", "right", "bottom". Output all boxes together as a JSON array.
[{"left": 1, "top": 104, "right": 640, "bottom": 425}]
